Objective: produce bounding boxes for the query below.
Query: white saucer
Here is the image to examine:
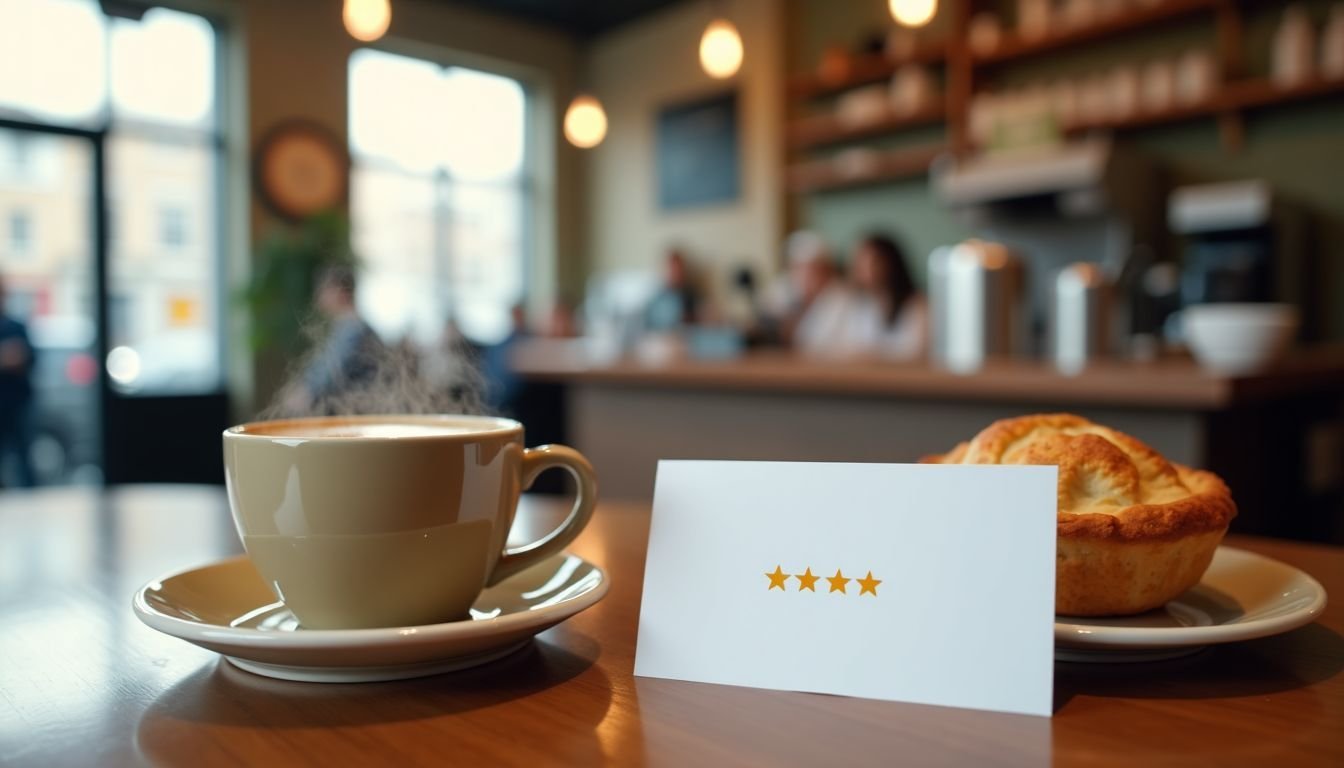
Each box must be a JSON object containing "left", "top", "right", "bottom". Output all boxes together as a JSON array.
[
  {"left": 1055, "top": 546, "right": 1327, "bottom": 663},
  {"left": 133, "top": 552, "right": 608, "bottom": 682}
]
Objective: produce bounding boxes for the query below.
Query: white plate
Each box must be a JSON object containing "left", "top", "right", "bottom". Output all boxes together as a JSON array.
[
  {"left": 1055, "top": 546, "right": 1327, "bottom": 663},
  {"left": 133, "top": 552, "right": 608, "bottom": 682}
]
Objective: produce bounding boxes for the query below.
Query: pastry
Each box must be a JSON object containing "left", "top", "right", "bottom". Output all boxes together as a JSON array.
[{"left": 923, "top": 413, "right": 1236, "bottom": 616}]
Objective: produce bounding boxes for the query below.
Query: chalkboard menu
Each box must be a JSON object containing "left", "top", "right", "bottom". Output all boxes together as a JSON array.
[{"left": 656, "top": 91, "right": 740, "bottom": 209}]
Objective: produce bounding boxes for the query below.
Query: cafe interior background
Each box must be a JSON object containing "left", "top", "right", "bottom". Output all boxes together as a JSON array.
[{"left": 1, "top": 0, "right": 1342, "bottom": 544}]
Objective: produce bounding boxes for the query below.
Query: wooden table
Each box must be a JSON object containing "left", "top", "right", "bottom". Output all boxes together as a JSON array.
[{"left": 2, "top": 485, "right": 1342, "bottom": 766}]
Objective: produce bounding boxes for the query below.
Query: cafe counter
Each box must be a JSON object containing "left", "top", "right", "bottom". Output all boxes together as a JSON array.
[{"left": 510, "top": 340, "right": 1344, "bottom": 543}]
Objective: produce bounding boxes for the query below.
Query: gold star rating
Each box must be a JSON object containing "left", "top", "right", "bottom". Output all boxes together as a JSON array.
[
  {"left": 765, "top": 565, "right": 790, "bottom": 591},
  {"left": 857, "top": 571, "right": 882, "bottom": 596},
  {"left": 766, "top": 566, "right": 881, "bottom": 597},
  {"left": 826, "top": 569, "right": 851, "bottom": 594},
  {"left": 795, "top": 568, "right": 820, "bottom": 592}
]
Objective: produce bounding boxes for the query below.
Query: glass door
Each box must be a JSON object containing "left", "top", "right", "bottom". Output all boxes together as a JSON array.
[
  {"left": 1, "top": 2, "right": 229, "bottom": 486},
  {"left": 0, "top": 125, "right": 101, "bottom": 486}
]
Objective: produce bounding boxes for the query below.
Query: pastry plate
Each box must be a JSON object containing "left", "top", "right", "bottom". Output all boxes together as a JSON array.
[
  {"left": 1055, "top": 546, "right": 1327, "bottom": 663},
  {"left": 133, "top": 552, "right": 608, "bottom": 682}
]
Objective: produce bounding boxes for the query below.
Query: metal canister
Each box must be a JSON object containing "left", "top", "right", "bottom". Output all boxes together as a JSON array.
[
  {"left": 928, "top": 240, "right": 1025, "bottom": 373},
  {"left": 1052, "top": 262, "right": 1110, "bottom": 375}
]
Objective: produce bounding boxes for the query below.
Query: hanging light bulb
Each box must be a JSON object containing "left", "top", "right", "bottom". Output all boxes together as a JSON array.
[
  {"left": 564, "top": 95, "right": 608, "bottom": 149},
  {"left": 699, "top": 18, "right": 744, "bottom": 79},
  {"left": 344, "top": 0, "right": 392, "bottom": 42},
  {"left": 889, "top": 0, "right": 937, "bottom": 28}
]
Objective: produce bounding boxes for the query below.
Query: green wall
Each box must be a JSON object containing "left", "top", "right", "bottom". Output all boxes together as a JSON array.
[{"left": 788, "top": 0, "right": 1344, "bottom": 339}]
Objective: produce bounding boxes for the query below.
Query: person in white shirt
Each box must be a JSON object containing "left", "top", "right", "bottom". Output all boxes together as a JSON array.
[
  {"left": 794, "top": 233, "right": 927, "bottom": 360},
  {"left": 763, "top": 231, "right": 839, "bottom": 346}
]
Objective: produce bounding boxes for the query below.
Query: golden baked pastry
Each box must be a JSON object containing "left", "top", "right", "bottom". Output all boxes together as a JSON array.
[{"left": 922, "top": 413, "right": 1236, "bottom": 616}]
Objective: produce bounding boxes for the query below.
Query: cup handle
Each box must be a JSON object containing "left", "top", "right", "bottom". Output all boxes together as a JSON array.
[{"left": 487, "top": 444, "right": 598, "bottom": 586}]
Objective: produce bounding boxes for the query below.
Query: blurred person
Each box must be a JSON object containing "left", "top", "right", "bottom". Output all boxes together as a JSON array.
[
  {"left": 765, "top": 231, "right": 839, "bottom": 345},
  {"left": 645, "top": 248, "right": 702, "bottom": 331},
  {"left": 543, "top": 300, "right": 579, "bottom": 338},
  {"left": 0, "top": 274, "right": 36, "bottom": 487},
  {"left": 794, "top": 233, "right": 927, "bottom": 359},
  {"left": 481, "top": 304, "right": 529, "bottom": 417},
  {"left": 284, "top": 265, "right": 386, "bottom": 414},
  {"left": 726, "top": 266, "right": 761, "bottom": 338}
]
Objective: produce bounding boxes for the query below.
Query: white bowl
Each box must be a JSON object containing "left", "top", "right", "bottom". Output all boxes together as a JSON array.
[{"left": 1183, "top": 303, "right": 1298, "bottom": 376}]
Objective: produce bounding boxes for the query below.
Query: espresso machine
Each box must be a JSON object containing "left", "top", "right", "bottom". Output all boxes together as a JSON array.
[
  {"left": 931, "top": 138, "right": 1162, "bottom": 362},
  {"left": 1167, "top": 179, "right": 1313, "bottom": 340}
]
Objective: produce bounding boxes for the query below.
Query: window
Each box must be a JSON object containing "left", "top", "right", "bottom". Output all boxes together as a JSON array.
[
  {"left": 8, "top": 210, "right": 32, "bottom": 257},
  {"left": 348, "top": 48, "right": 529, "bottom": 345},
  {"left": 159, "top": 206, "right": 187, "bottom": 249},
  {"left": 105, "top": 8, "right": 221, "bottom": 393},
  {"left": 8, "top": 134, "right": 31, "bottom": 177},
  {"left": 0, "top": 2, "right": 225, "bottom": 394}
]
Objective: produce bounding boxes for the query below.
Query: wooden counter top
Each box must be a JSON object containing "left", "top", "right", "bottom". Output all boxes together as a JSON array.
[{"left": 510, "top": 340, "right": 1344, "bottom": 410}]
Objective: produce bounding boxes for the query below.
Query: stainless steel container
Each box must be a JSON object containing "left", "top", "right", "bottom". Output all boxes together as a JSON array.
[
  {"left": 928, "top": 240, "right": 1025, "bottom": 373},
  {"left": 1052, "top": 262, "right": 1110, "bottom": 375}
]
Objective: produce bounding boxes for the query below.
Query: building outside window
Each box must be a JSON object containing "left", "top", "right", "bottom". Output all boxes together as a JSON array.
[
  {"left": 158, "top": 205, "right": 187, "bottom": 250},
  {"left": 7, "top": 210, "right": 32, "bottom": 258}
]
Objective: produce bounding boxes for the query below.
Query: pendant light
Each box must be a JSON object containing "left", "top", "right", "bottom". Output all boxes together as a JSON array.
[
  {"left": 564, "top": 94, "right": 608, "bottom": 149},
  {"left": 889, "top": 0, "right": 937, "bottom": 28},
  {"left": 344, "top": 0, "right": 392, "bottom": 43},
  {"left": 699, "top": 18, "right": 743, "bottom": 79}
]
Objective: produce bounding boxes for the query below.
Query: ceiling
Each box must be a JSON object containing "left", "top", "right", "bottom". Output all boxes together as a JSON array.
[{"left": 439, "top": 0, "right": 686, "bottom": 38}]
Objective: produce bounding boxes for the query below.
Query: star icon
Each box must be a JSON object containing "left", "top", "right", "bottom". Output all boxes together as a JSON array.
[
  {"left": 826, "top": 569, "right": 850, "bottom": 594},
  {"left": 857, "top": 571, "right": 882, "bottom": 596},
  {"left": 765, "top": 565, "right": 790, "bottom": 591},
  {"left": 795, "top": 567, "right": 820, "bottom": 592}
]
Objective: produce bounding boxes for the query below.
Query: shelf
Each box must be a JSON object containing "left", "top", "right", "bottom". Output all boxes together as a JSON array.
[
  {"left": 976, "top": 0, "right": 1218, "bottom": 65},
  {"left": 786, "top": 144, "right": 945, "bottom": 193},
  {"left": 1223, "top": 76, "right": 1344, "bottom": 110},
  {"left": 1061, "top": 96, "right": 1222, "bottom": 135},
  {"left": 788, "top": 44, "right": 947, "bottom": 100},
  {"left": 788, "top": 103, "right": 945, "bottom": 150},
  {"left": 1059, "top": 76, "right": 1344, "bottom": 137}
]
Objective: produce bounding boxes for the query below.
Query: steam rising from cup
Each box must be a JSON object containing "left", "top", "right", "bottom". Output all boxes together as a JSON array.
[{"left": 263, "top": 263, "right": 490, "bottom": 420}]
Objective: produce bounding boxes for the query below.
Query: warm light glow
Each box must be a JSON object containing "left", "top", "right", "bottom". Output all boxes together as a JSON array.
[
  {"left": 699, "top": 19, "right": 743, "bottom": 79},
  {"left": 563, "top": 95, "right": 608, "bottom": 149},
  {"left": 344, "top": 0, "right": 391, "bottom": 42},
  {"left": 889, "top": 0, "right": 937, "bottom": 28}
]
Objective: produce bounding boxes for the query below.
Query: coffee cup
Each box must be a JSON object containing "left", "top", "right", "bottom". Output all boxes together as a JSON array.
[{"left": 222, "top": 414, "right": 597, "bottom": 629}]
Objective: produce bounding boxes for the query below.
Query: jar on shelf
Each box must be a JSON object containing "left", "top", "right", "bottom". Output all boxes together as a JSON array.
[
  {"left": 969, "top": 92, "right": 998, "bottom": 146},
  {"left": 1175, "top": 50, "right": 1215, "bottom": 105},
  {"left": 890, "top": 65, "right": 935, "bottom": 116},
  {"left": 817, "top": 45, "right": 853, "bottom": 85},
  {"left": 969, "top": 13, "right": 1003, "bottom": 56},
  {"left": 1108, "top": 66, "right": 1140, "bottom": 120},
  {"left": 1050, "top": 79, "right": 1080, "bottom": 126},
  {"left": 836, "top": 85, "right": 890, "bottom": 127},
  {"left": 1272, "top": 5, "right": 1317, "bottom": 87},
  {"left": 1018, "top": 0, "right": 1052, "bottom": 41},
  {"left": 1321, "top": 4, "right": 1344, "bottom": 78},
  {"left": 1062, "top": 0, "right": 1098, "bottom": 30},
  {"left": 885, "top": 27, "right": 918, "bottom": 62},
  {"left": 1079, "top": 73, "right": 1113, "bottom": 123},
  {"left": 1141, "top": 58, "right": 1176, "bottom": 113}
]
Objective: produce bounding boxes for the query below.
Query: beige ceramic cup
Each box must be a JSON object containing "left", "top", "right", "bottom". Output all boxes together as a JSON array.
[{"left": 222, "top": 415, "right": 597, "bottom": 629}]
